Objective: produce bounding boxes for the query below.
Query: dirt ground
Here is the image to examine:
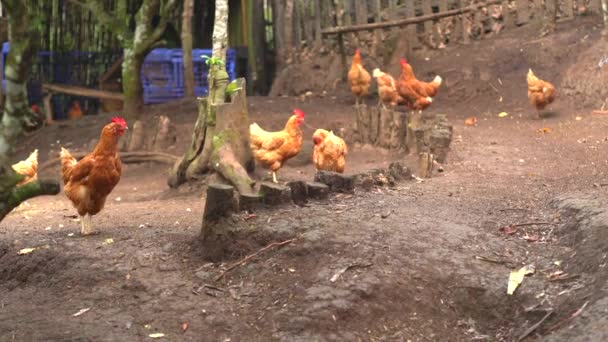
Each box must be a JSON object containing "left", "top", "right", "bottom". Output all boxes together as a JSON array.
[{"left": 2, "top": 16, "right": 608, "bottom": 342}]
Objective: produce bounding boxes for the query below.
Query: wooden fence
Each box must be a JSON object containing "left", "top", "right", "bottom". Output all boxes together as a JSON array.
[{"left": 282, "top": 0, "right": 594, "bottom": 52}]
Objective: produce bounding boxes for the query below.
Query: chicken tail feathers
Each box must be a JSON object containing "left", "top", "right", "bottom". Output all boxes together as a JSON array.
[
  {"left": 432, "top": 75, "right": 443, "bottom": 87},
  {"left": 60, "top": 147, "right": 77, "bottom": 181}
]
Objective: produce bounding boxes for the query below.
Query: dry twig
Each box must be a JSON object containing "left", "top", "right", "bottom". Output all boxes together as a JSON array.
[{"left": 214, "top": 239, "right": 297, "bottom": 281}]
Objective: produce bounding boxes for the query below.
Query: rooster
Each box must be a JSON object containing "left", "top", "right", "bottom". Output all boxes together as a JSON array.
[
  {"left": 397, "top": 59, "right": 442, "bottom": 113},
  {"left": 12, "top": 149, "right": 38, "bottom": 186},
  {"left": 527, "top": 69, "right": 556, "bottom": 118},
  {"left": 249, "top": 109, "right": 304, "bottom": 183},
  {"left": 372, "top": 68, "right": 404, "bottom": 109},
  {"left": 348, "top": 48, "right": 371, "bottom": 106},
  {"left": 60, "top": 117, "right": 128, "bottom": 235},
  {"left": 312, "top": 129, "right": 348, "bottom": 174}
]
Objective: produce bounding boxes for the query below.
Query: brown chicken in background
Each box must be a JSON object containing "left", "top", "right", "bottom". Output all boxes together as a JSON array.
[
  {"left": 312, "top": 129, "right": 348, "bottom": 174},
  {"left": 348, "top": 48, "right": 371, "bottom": 106},
  {"left": 527, "top": 69, "right": 556, "bottom": 117},
  {"left": 373, "top": 68, "right": 404, "bottom": 109},
  {"left": 68, "top": 100, "right": 84, "bottom": 120},
  {"left": 396, "top": 59, "right": 443, "bottom": 113},
  {"left": 249, "top": 109, "right": 305, "bottom": 183},
  {"left": 12, "top": 149, "right": 38, "bottom": 186},
  {"left": 61, "top": 117, "right": 128, "bottom": 235}
]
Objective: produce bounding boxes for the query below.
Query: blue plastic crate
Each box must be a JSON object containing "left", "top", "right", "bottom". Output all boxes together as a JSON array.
[
  {"left": 141, "top": 49, "right": 184, "bottom": 104},
  {"left": 168, "top": 48, "right": 237, "bottom": 97}
]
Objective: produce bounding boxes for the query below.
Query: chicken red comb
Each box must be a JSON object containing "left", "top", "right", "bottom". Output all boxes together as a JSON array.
[
  {"left": 293, "top": 109, "right": 305, "bottom": 118},
  {"left": 355, "top": 48, "right": 360, "bottom": 55},
  {"left": 400, "top": 58, "right": 408, "bottom": 65},
  {"left": 111, "top": 116, "right": 127, "bottom": 127}
]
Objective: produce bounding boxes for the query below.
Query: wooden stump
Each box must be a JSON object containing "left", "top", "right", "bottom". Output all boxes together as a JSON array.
[
  {"left": 238, "top": 193, "right": 262, "bottom": 212},
  {"left": 127, "top": 120, "right": 145, "bottom": 151},
  {"left": 314, "top": 171, "right": 355, "bottom": 193},
  {"left": 429, "top": 114, "right": 453, "bottom": 163},
  {"left": 306, "top": 181, "right": 330, "bottom": 200},
  {"left": 287, "top": 181, "right": 308, "bottom": 205},
  {"left": 152, "top": 115, "right": 176, "bottom": 151},
  {"left": 200, "top": 183, "right": 236, "bottom": 241},
  {"left": 369, "top": 106, "right": 380, "bottom": 144},
  {"left": 406, "top": 111, "right": 423, "bottom": 154},
  {"left": 378, "top": 107, "right": 393, "bottom": 148},
  {"left": 417, "top": 152, "right": 434, "bottom": 178},
  {"left": 356, "top": 104, "right": 371, "bottom": 144},
  {"left": 260, "top": 182, "right": 292, "bottom": 205}
]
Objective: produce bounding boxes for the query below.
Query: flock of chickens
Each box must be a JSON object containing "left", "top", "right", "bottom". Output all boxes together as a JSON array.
[
  {"left": 348, "top": 48, "right": 556, "bottom": 118},
  {"left": 10, "top": 48, "right": 557, "bottom": 236},
  {"left": 11, "top": 111, "right": 347, "bottom": 236}
]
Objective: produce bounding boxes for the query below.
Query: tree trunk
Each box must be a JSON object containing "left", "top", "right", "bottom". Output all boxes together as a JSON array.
[
  {"left": 121, "top": 49, "right": 145, "bottom": 124},
  {"left": 182, "top": 0, "right": 195, "bottom": 97},
  {"left": 0, "top": 0, "right": 60, "bottom": 223}
]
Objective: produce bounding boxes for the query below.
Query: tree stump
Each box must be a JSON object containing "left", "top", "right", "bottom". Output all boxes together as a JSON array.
[
  {"left": 417, "top": 152, "right": 434, "bottom": 178},
  {"left": 200, "top": 183, "right": 236, "bottom": 241},
  {"left": 306, "top": 181, "right": 330, "bottom": 200},
  {"left": 260, "top": 182, "right": 292, "bottom": 205},
  {"left": 127, "top": 120, "right": 145, "bottom": 151},
  {"left": 429, "top": 114, "right": 453, "bottom": 163},
  {"left": 314, "top": 171, "right": 355, "bottom": 193},
  {"left": 168, "top": 78, "right": 255, "bottom": 195},
  {"left": 356, "top": 104, "right": 371, "bottom": 144},
  {"left": 406, "top": 111, "right": 423, "bottom": 154},
  {"left": 238, "top": 193, "right": 262, "bottom": 212},
  {"left": 355, "top": 106, "right": 409, "bottom": 151},
  {"left": 287, "top": 181, "right": 308, "bottom": 205}
]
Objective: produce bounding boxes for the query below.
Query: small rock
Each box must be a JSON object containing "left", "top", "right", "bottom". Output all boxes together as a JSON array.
[
  {"left": 195, "top": 271, "right": 212, "bottom": 281},
  {"left": 161, "top": 242, "right": 174, "bottom": 252}
]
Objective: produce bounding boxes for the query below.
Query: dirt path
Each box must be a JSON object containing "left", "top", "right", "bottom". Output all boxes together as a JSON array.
[{"left": 2, "top": 16, "right": 608, "bottom": 342}]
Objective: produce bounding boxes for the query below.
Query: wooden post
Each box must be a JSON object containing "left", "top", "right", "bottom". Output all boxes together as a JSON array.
[
  {"left": 334, "top": 0, "right": 348, "bottom": 81},
  {"left": 458, "top": 0, "right": 470, "bottom": 44},
  {"left": 405, "top": 1, "right": 419, "bottom": 52},
  {"left": 516, "top": 0, "right": 530, "bottom": 25},
  {"left": 590, "top": 0, "right": 601, "bottom": 13},
  {"left": 343, "top": 0, "right": 352, "bottom": 26},
  {"left": 314, "top": 0, "right": 322, "bottom": 46},
  {"left": 422, "top": 0, "right": 434, "bottom": 39},
  {"left": 502, "top": 0, "right": 513, "bottom": 28},
  {"left": 564, "top": 0, "right": 574, "bottom": 20},
  {"left": 354, "top": 0, "right": 367, "bottom": 24},
  {"left": 474, "top": 6, "right": 483, "bottom": 39},
  {"left": 294, "top": 1, "right": 302, "bottom": 49},
  {"left": 42, "top": 93, "right": 54, "bottom": 124},
  {"left": 373, "top": 0, "right": 382, "bottom": 55}
]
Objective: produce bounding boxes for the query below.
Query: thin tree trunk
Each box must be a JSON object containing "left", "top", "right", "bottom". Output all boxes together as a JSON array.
[
  {"left": 602, "top": 0, "right": 608, "bottom": 38},
  {"left": 121, "top": 48, "right": 145, "bottom": 125},
  {"left": 0, "top": 0, "right": 59, "bottom": 223},
  {"left": 182, "top": 0, "right": 195, "bottom": 97}
]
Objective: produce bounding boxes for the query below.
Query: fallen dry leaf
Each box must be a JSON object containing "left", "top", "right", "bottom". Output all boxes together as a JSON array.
[
  {"left": 507, "top": 265, "right": 535, "bottom": 295},
  {"left": 17, "top": 248, "right": 36, "bottom": 255},
  {"left": 464, "top": 117, "right": 478, "bottom": 126},
  {"left": 536, "top": 127, "right": 552, "bottom": 134},
  {"left": 181, "top": 322, "right": 189, "bottom": 332},
  {"left": 72, "top": 307, "right": 91, "bottom": 317},
  {"left": 103, "top": 238, "right": 114, "bottom": 245},
  {"left": 498, "top": 112, "right": 508, "bottom": 118}
]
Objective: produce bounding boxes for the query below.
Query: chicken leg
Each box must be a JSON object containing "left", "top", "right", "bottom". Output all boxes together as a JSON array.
[
  {"left": 80, "top": 214, "right": 95, "bottom": 236},
  {"left": 272, "top": 171, "right": 278, "bottom": 184}
]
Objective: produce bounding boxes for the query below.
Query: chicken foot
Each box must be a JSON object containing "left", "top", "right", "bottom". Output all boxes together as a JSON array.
[{"left": 80, "top": 214, "right": 95, "bottom": 236}]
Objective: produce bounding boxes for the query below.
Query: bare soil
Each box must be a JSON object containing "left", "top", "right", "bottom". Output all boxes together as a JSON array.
[{"left": 2, "top": 16, "right": 608, "bottom": 342}]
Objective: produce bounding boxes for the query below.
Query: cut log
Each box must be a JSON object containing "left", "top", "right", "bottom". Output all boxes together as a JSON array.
[
  {"left": 306, "top": 181, "right": 329, "bottom": 200},
  {"left": 260, "top": 182, "right": 292, "bottom": 205},
  {"left": 369, "top": 106, "right": 380, "bottom": 144},
  {"left": 238, "top": 193, "right": 262, "bottom": 212},
  {"left": 429, "top": 115, "right": 453, "bottom": 163},
  {"left": 314, "top": 171, "right": 355, "bottom": 193},
  {"left": 378, "top": 107, "right": 393, "bottom": 148},
  {"left": 287, "top": 180, "right": 308, "bottom": 205},
  {"left": 39, "top": 151, "right": 179, "bottom": 172},
  {"left": 417, "top": 152, "right": 434, "bottom": 178},
  {"left": 200, "top": 183, "right": 236, "bottom": 252}
]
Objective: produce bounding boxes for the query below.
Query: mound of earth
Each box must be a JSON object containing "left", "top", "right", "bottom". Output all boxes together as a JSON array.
[{"left": 561, "top": 39, "right": 608, "bottom": 109}]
